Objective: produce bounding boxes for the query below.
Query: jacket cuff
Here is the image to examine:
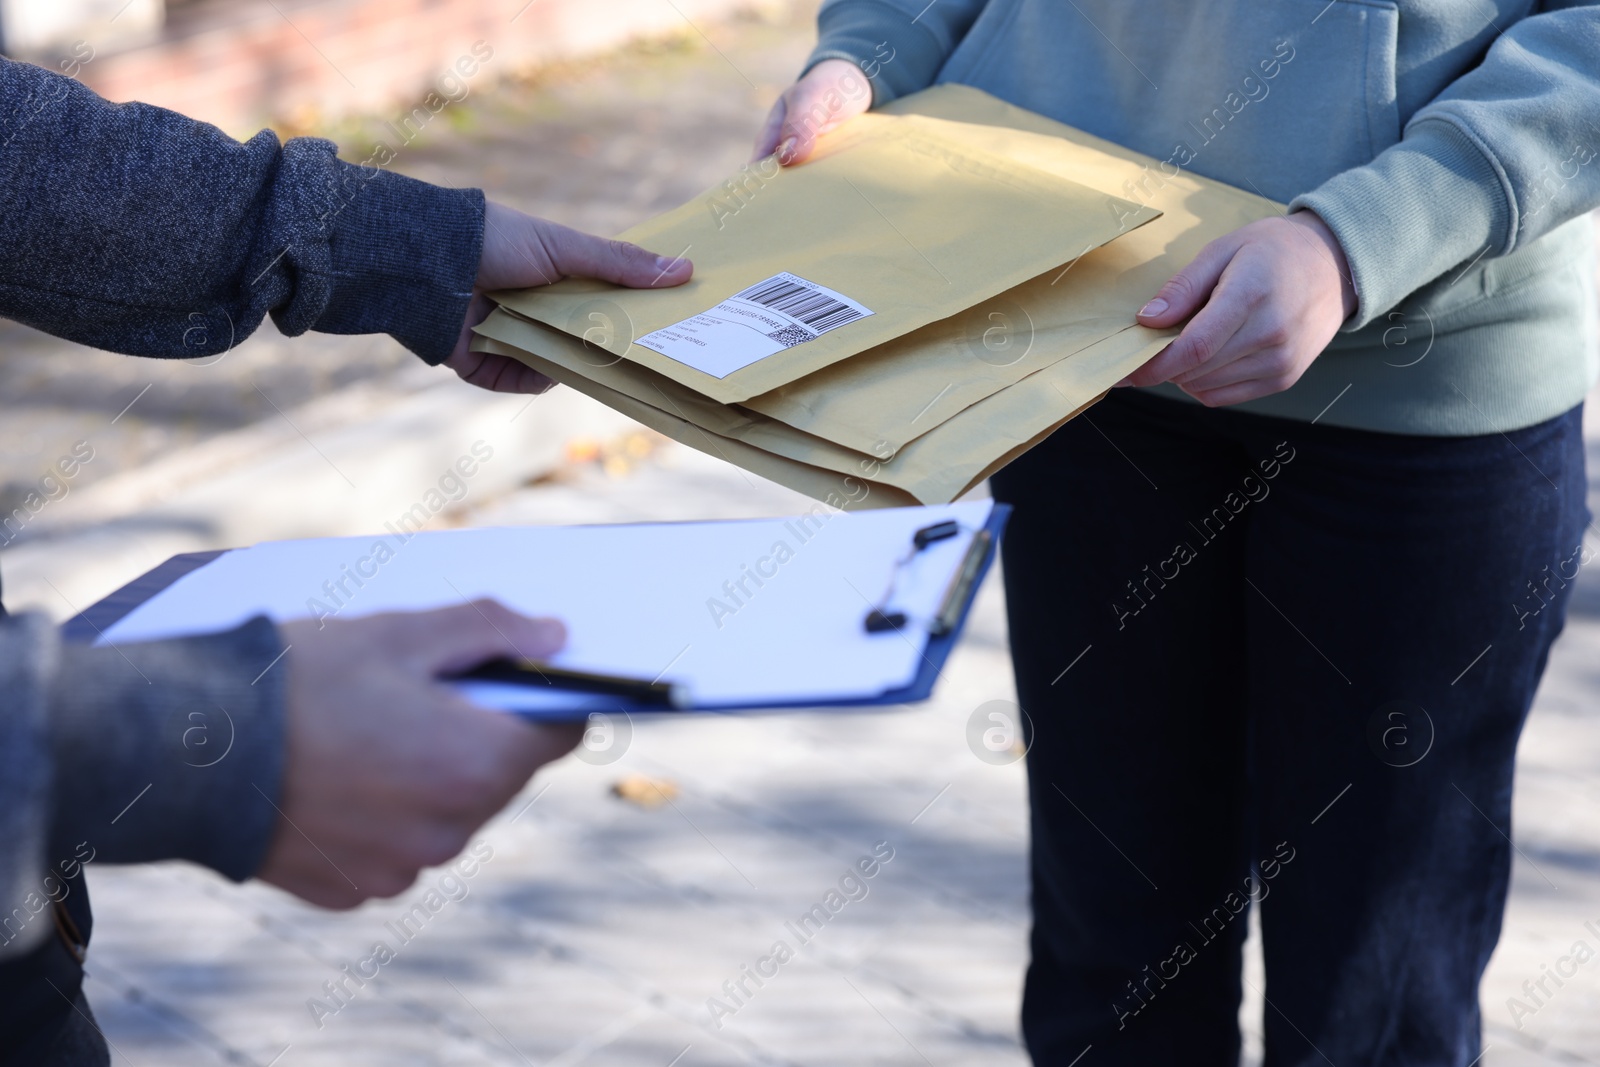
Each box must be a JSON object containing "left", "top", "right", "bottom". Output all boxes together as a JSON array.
[
  {"left": 805, "top": 0, "right": 953, "bottom": 107},
  {"left": 48, "top": 617, "right": 288, "bottom": 883},
  {"left": 1290, "top": 118, "right": 1512, "bottom": 331},
  {"left": 301, "top": 161, "right": 484, "bottom": 364}
]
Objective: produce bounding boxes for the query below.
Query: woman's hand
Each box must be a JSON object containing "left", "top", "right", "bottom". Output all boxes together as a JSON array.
[
  {"left": 445, "top": 202, "right": 693, "bottom": 393},
  {"left": 751, "top": 58, "right": 872, "bottom": 167},
  {"left": 1127, "top": 210, "right": 1357, "bottom": 406}
]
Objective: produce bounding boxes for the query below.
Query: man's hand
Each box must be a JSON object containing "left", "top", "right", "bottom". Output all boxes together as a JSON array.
[
  {"left": 1126, "top": 210, "right": 1357, "bottom": 406},
  {"left": 257, "top": 600, "right": 581, "bottom": 908},
  {"left": 752, "top": 59, "right": 871, "bottom": 167},
  {"left": 446, "top": 202, "right": 693, "bottom": 393}
]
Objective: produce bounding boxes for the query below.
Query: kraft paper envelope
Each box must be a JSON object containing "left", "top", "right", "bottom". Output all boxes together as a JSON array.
[
  {"left": 492, "top": 114, "right": 1159, "bottom": 404},
  {"left": 474, "top": 313, "right": 1167, "bottom": 506},
  {"left": 477, "top": 309, "right": 879, "bottom": 468},
  {"left": 475, "top": 335, "right": 921, "bottom": 510},
  {"left": 480, "top": 85, "right": 1284, "bottom": 503},
  {"left": 734, "top": 88, "right": 1284, "bottom": 455},
  {"left": 473, "top": 328, "right": 1117, "bottom": 506}
]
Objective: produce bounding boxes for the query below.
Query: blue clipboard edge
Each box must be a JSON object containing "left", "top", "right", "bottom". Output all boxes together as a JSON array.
[
  {"left": 55, "top": 504, "right": 1012, "bottom": 718},
  {"left": 61, "top": 549, "right": 232, "bottom": 644}
]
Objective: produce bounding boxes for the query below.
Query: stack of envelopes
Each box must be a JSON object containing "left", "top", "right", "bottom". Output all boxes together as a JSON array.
[{"left": 474, "top": 85, "right": 1281, "bottom": 509}]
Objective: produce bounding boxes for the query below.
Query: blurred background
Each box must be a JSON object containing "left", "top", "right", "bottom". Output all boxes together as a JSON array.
[{"left": 2, "top": 1, "right": 1599, "bottom": 1063}]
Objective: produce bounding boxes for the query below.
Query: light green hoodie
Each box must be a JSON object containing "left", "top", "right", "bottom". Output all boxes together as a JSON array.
[{"left": 807, "top": 0, "right": 1600, "bottom": 434}]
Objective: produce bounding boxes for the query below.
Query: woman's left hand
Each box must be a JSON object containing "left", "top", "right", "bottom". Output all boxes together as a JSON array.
[{"left": 1126, "top": 210, "right": 1357, "bottom": 406}]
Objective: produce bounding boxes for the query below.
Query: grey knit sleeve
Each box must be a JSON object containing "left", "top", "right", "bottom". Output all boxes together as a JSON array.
[
  {"left": 47, "top": 617, "right": 288, "bottom": 881},
  {"left": 0, "top": 614, "right": 57, "bottom": 959},
  {"left": 0, "top": 56, "right": 483, "bottom": 364},
  {"left": 0, "top": 612, "right": 287, "bottom": 962}
]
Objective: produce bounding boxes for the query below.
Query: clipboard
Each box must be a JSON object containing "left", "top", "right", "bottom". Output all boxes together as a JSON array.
[{"left": 61, "top": 503, "right": 1010, "bottom": 721}]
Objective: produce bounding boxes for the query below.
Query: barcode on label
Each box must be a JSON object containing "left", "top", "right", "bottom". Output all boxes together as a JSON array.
[
  {"left": 633, "top": 272, "right": 874, "bottom": 378},
  {"left": 734, "top": 276, "right": 866, "bottom": 334}
]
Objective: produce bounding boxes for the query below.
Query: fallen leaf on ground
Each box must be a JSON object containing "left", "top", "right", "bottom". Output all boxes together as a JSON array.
[{"left": 611, "top": 774, "right": 680, "bottom": 808}]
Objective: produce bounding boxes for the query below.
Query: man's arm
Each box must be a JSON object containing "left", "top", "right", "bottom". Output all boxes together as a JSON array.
[
  {"left": 0, "top": 614, "right": 279, "bottom": 958},
  {"left": 0, "top": 615, "right": 57, "bottom": 956},
  {"left": 0, "top": 601, "right": 577, "bottom": 960},
  {"left": 0, "top": 56, "right": 483, "bottom": 365},
  {"left": 43, "top": 618, "right": 288, "bottom": 885},
  {"left": 0, "top": 57, "right": 693, "bottom": 387}
]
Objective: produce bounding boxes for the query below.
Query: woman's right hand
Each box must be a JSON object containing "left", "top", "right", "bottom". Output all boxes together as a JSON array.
[{"left": 751, "top": 58, "right": 873, "bottom": 167}]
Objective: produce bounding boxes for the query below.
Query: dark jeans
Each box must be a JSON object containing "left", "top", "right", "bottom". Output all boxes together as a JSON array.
[{"left": 990, "top": 390, "right": 1589, "bottom": 1066}]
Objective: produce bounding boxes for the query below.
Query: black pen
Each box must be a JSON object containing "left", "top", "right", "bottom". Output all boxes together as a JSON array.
[{"left": 450, "top": 659, "right": 687, "bottom": 709}]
